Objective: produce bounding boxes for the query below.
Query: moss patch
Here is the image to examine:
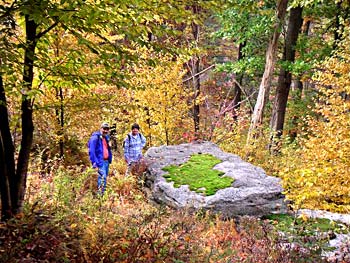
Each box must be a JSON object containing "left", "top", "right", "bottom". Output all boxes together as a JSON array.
[
  {"left": 162, "top": 153, "right": 234, "bottom": 196},
  {"left": 263, "top": 213, "right": 350, "bottom": 249},
  {"left": 264, "top": 213, "right": 350, "bottom": 234}
]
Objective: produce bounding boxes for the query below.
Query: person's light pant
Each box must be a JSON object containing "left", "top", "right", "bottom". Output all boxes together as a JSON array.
[
  {"left": 125, "top": 161, "right": 136, "bottom": 177},
  {"left": 98, "top": 160, "right": 109, "bottom": 194}
]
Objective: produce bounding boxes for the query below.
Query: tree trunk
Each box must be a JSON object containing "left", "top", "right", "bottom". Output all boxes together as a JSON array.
[
  {"left": 247, "top": 0, "right": 289, "bottom": 143},
  {"left": 232, "top": 42, "right": 245, "bottom": 120},
  {"left": 333, "top": 1, "right": 342, "bottom": 50},
  {"left": 294, "top": 19, "right": 310, "bottom": 99},
  {"left": 53, "top": 31, "right": 65, "bottom": 159},
  {"left": 270, "top": 6, "right": 303, "bottom": 153},
  {"left": 0, "top": 74, "right": 15, "bottom": 220},
  {"left": 191, "top": 45, "right": 200, "bottom": 133},
  {"left": 191, "top": 5, "right": 201, "bottom": 134},
  {"left": 145, "top": 107, "right": 152, "bottom": 146},
  {"left": 0, "top": 136, "right": 12, "bottom": 219},
  {"left": 192, "top": 55, "right": 200, "bottom": 134},
  {"left": 164, "top": 118, "right": 169, "bottom": 145},
  {"left": 55, "top": 86, "right": 64, "bottom": 158},
  {"left": 12, "top": 14, "right": 37, "bottom": 214},
  {"left": 59, "top": 87, "right": 64, "bottom": 158}
]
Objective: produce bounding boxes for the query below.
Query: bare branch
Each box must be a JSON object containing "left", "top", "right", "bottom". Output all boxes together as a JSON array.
[
  {"left": 182, "top": 64, "right": 215, "bottom": 83},
  {"left": 36, "top": 21, "right": 59, "bottom": 39}
]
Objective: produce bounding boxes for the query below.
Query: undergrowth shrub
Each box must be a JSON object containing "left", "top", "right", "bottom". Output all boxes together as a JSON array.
[
  {"left": 0, "top": 211, "right": 84, "bottom": 262},
  {"left": 280, "top": 38, "right": 350, "bottom": 213},
  {"left": 212, "top": 107, "right": 350, "bottom": 213},
  {"left": 218, "top": 125, "right": 289, "bottom": 177},
  {"left": 0, "top": 158, "right": 329, "bottom": 262}
]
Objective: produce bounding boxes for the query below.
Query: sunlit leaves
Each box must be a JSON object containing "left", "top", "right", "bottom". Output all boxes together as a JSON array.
[
  {"left": 124, "top": 48, "right": 192, "bottom": 145},
  {"left": 281, "top": 36, "right": 350, "bottom": 213},
  {"left": 214, "top": 0, "right": 275, "bottom": 79}
]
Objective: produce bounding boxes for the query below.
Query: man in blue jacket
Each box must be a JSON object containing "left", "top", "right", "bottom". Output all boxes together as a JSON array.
[{"left": 88, "top": 122, "right": 113, "bottom": 194}]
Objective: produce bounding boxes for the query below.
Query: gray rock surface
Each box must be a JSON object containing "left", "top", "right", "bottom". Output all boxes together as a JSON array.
[
  {"left": 297, "top": 209, "right": 350, "bottom": 262},
  {"left": 144, "top": 141, "right": 288, "bottom": 217},
  {"left": 297, "top": 209, "right": 350, "bottom": 225}
]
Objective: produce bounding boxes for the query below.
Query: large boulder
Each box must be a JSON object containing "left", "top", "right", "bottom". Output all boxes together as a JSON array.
[{"left": 144, "top": 141, "right": 288, "bottom": 217}]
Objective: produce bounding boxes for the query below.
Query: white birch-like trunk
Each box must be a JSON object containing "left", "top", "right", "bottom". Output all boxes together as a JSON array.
[{"left": 247, "top": 0, "right": 289, "bottom": 143}]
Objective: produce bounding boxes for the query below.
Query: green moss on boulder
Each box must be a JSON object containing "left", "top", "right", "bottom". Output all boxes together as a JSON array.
[{"left": 162, "top": 154, "right": 234, "bottom": 195}]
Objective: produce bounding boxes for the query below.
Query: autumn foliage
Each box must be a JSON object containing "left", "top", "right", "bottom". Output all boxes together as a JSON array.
[
  {"left": 0, "top": 162, "right": 325, "bottom": 262},
  {"left": 2, "top": 0, "right": 350, "bottom": 262},
  {"left": 281, "top": 38, "right": 350, "bottom": 213},
  {"left": 124, "top": 50, "right": 192, "bottom": 146}
]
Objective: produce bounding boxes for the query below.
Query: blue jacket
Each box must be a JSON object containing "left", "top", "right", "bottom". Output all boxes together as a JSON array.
[{"left": 88, "top": 131, "right": 112, "bottom": 168}]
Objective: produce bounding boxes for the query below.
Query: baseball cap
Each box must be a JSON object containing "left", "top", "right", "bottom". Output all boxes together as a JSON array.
[{"left": 101, "top": 122, "right": 110, "bottom": 129}]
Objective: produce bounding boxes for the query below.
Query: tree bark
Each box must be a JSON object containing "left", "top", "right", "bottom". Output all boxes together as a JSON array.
[
  {"left": 191, "top": 5, "right": 201, "bottom": 134},
  {"left": 333, "top": 1, "right": 342, "bottom": 50},
  {"left": 294, "top": 19, "right": 310, "bottom": 99},
  {"left": 247, "top": 0, "right": 289, "bottom": 143},
  {"left": 145, "top": 107, "right": 152, "bottom": 146},
  {"left": 192, "top": 55, "right": 200, "bottom": 133},
  {"left": 11, "top": 14, "right": 37, "bottom": 214},
  {"left": 0, "top": 73, "right": 15, "bottom": 220},
  {"left": 232, "top": 41, "right": 245, "bottom": 120},
  {"left": 0, "top": 135, "right": 12, "bottom": 219},
  {"left": 270, "top": 6, "right": 303, "bottom": 152},
  {"left": 55, "top": 86, "right": 64, "bottom": 158},
  {"left": 53, "top": 32, "right": 65, "bottom": 159}
]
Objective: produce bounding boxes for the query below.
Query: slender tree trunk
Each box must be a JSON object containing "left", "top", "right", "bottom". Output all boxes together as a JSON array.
[
  {"left": 55, "top": 86, "right": 64, "bottom": 158},
  {"left": 192, "top": 56, "right": 200, "bottom": 133},
  {"left": 191, "top": 5, "right": 201, "bottom": 134},
  {"left": 53, "top": 31, "right": 65, "bottom": 159},
  {"left": 333, "top": 1, "right": 342, "bottom": 50},
  {"left": 164, "top": 118, "right": 169, "bottom": 145},
  {"left": 191, "top": 41, "right": 200, "bottom": 133},
  {"left": 12, "top": 14, "right": 37, "bottom": 213},
  {"left": 59, "top": 87, "right": 64, "bottom": 158},
  {"left": 294, "top": 19, "right": 310, "bottom": 99},
  {"left": 145, "top": 107, "right": 152, "bottom": 146},
  {"left": 232, "top": 42, "right": 245, "bottom": 120},
  {"left": 0, "top": 136, "right": 12, "bottom": 219},
  {"left": 247, "top": 0, "right": 289, "bottom": 143},
  {"left": 270, "top": 6, "right": 303, "bottom": 153},
  {"left": 233, "top": 75, "right": 242, "bottom": 109},
  {"left": 0, "top": 73, "right": 15, "bottom": 220}
]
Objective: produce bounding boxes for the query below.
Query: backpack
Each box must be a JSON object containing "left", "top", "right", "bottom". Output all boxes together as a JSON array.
[{"left": 123, "top": 133, "right": 142, "bottom": 149}]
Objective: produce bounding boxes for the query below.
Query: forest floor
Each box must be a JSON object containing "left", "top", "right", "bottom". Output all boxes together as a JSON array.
[{"left": 1, "top": 162, "right": 350, "bottom": 262}]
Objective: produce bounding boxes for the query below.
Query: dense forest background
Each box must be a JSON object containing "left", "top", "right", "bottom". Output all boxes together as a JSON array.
[{"left": 1, "top": 0, "right": 350, "bottom": 262}]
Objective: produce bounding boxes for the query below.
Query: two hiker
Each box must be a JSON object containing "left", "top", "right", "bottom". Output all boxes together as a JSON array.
[{"left": 88, "top": 122, "right": 146, "bottom": 194}]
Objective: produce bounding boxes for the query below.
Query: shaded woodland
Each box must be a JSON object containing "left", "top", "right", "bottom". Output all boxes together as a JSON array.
[{"left": 1, "top": 0, "right": 350, "bottom": 262}]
